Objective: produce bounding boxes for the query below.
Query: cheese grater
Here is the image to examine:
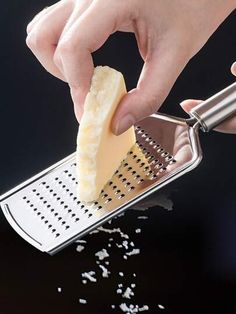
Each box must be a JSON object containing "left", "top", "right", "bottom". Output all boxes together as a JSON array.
[{"left": 1, "top": 82, "right": 235, "bottom": 254}]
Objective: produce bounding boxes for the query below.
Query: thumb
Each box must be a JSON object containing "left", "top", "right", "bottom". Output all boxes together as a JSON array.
[
  {"left": 112, "top": 46, "right": 189, "bottom": 135},
  {"left": 179, "top": 99, "right": 203, "bottom": 113}
]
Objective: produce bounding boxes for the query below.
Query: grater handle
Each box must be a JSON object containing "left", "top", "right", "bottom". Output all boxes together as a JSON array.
[{"left": 189, "top": 82, "right": 236, "bottom": 132}]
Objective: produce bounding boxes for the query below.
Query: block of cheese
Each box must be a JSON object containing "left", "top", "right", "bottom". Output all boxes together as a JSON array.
[{"left": 76, "top": 66, "right": 136, "bottom": 202}]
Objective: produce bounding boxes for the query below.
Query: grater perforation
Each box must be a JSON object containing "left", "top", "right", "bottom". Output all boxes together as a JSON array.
[{"left": 1, "top": 81, "right": 235, "bottom": 254}]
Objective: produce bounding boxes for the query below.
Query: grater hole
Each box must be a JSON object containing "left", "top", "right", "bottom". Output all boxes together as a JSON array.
[
  {"left": 65, "top": 226, "right": 70, "bottom": 230},
  {"left": 118, "top": 194, "right": 125, "bottom": 199},
  {"left": 105, "top": 198, "right": 112, "bottom": 204},
  {"left": 138, "top": 179, "right": 144, "bottom": 184},
  {"left": 56, "top": 233, "right": 60, "bottom": 238},
  {"left": 88, "top": 213, "right": 93, "bottom": 218},
  {"left": 122, "top": 178, "right": 127, "bottom": 182},
  {"left": 55, "top": 177, "right": 59, "bottom": 181},
  {"left": 75, "top": 218, "right": 80, "bottom": 222},
  {"left": 159, "top": 167, "right": 167, "bottom": 172}
]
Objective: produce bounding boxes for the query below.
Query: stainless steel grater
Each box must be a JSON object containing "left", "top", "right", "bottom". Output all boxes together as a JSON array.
[{"left": 1, "top": 82, "right": 236, "bottom": 254}]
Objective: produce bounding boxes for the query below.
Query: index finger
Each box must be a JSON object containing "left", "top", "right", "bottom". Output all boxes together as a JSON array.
[{"left": 55, "top": 1, "right": 128, "bottom": 119}]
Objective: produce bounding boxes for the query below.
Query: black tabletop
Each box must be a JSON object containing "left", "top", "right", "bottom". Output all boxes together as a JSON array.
[{"left": 0, "top": 2, "right": 236, "bottom": 314}]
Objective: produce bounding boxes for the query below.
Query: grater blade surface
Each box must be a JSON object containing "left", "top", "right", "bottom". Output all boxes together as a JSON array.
[{"left": 0, "top": 114, "right": 201, "bottom": 254}]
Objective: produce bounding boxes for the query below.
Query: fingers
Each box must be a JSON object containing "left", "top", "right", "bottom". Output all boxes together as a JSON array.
[
  {"left": 55, "top": 1, "right": 123, "bottom": 121},
  {"left": 231, "top": 61, "right": 236, "bottom": 76},
  {"left": 179, "top": 99, "right": 202, "bottom": 112},
  {"left": 112, "top": 43, "right": 189, "bottom": 135},
  {"left": 180, "top": 99, "right": 236, "bottom": 134},
  {"left": 26, "top": 4, "right": 56, "bottom": 34},
  {"left": 26, "top": 1, "right": 74, "bottom": 81}
]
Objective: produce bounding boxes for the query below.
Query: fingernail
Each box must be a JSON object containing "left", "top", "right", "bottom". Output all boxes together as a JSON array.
[{"left": 114, "top": 114, "right": 135, "bottom": 136}]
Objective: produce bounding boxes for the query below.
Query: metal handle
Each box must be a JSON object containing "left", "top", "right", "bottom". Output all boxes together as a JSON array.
[{"left": 189, "top": 82, "right": 236, "bottom": 132}]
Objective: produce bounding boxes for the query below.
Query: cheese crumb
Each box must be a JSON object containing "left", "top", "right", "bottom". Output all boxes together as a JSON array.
[
  {"left": 158, "top": 304, "right": 165, "bottom": 310},
  {"left": 81, "top": 271, "right": 97, "bottom": 283},
  {"left": 95, "top": 248, "right": 109, "bottom": 260}
]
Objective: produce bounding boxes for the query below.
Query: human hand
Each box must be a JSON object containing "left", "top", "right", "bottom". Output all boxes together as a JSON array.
[
  {"left": 180, "top": 62, "right": 236, "bottom": 134},
  {"left": 26, "top": 0, "right": 236, "bottom": 135}
]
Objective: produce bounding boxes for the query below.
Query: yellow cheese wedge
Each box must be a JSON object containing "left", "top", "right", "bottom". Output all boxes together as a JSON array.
[{"left": 76, "top": 66, "right": 136, "bottom": 202}]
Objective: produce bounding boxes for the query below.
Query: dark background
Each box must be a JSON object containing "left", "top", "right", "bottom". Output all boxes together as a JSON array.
[{"left": 0, "top": 1, "right": 236, "bottom": 314}]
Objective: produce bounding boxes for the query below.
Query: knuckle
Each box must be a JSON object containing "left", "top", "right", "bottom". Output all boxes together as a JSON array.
[
  {"left": 53, "top": 50, "right": 62, "bottom": 68},
  {"left": 57, "top": 37, "right": 77, "bottom": 55},
  {"left": 26, "top": 29, "right": 49, "bottom": 50},
  {"left": 26, "top": 22, "right": 33, "bottom": 35}
]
